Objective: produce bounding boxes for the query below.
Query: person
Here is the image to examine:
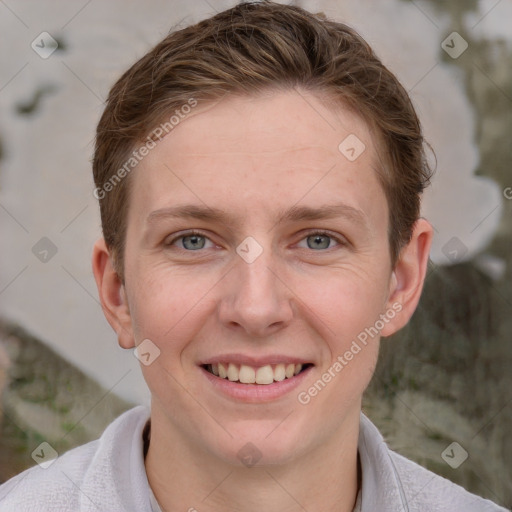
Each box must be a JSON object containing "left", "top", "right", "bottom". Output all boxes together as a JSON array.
[{"left": 0, "top": 1, "right": 508, "bottom": 511}]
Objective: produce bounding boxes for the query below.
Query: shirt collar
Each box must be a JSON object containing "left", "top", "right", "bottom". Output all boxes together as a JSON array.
[
  {"left": 358, "top": 412, "right": 409, "bottom": 510},
  {"left": 144, "top": 415, "right": 376, "bottom": 512}
]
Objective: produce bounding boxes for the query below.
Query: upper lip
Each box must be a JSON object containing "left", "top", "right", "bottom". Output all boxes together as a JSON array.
[{"left": 199, "top": 354, "right": 314, "bottom": 367}]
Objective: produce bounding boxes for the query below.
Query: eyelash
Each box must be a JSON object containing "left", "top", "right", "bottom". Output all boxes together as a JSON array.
[{"left": 165, "top": 229, "right": 346, "bottom": 251}]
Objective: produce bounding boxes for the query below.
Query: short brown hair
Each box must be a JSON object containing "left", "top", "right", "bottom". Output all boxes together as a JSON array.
[{"left": 93, "top": 0, "right": 433, "bottom": 282}]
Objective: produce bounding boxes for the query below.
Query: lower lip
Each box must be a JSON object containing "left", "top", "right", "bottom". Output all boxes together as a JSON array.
[{"left": 200, "top": 365, "right": 314, "bottom": 403}]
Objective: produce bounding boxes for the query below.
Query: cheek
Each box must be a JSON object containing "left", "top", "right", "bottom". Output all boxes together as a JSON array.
[
  {"left": 127, "top": 263, "right": 222, "bottom": 365},
  {"left": 127, "top": 265, "right": 194, "bottom": 344},
  {"left": 299, "top": 275, "right": 384, "bottom": 411},
  {"left": 302, "top": 264, "right": 391, "bottom": 342}
]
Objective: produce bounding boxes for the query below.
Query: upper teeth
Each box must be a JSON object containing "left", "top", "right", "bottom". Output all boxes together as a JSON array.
[{"left": 210, "top": 363, "right": 303, "bottom": 385}]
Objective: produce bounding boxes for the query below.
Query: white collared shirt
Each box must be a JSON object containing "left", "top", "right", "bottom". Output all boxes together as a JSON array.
[{"left": 0, "top": 406, "right": 507, "bottom": 511}]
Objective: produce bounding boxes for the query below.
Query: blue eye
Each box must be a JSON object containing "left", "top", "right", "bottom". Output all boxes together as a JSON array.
[
  {"left": 298, "top": 232, "right": 342, "bottom": 251},
  {"left": 181, "top": 234, "right": 206, "bottom": 250},
  {"left": 167, "top": 231, "right": 215, "bottom": 251},
  {"left": 166, "top": 230, "right": 344, "bottom": 252}
]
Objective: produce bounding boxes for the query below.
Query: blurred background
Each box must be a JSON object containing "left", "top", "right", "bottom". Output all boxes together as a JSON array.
[{"left": 0, "top": 0, "right": 511, "bottom": 507}]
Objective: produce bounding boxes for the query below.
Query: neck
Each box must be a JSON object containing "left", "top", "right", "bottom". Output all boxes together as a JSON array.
[{"left": 145, "top": 405, "right": 360, "bottom": 512}]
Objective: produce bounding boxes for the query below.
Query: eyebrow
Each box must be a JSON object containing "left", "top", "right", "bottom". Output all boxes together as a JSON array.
[{"left": 146, "top": 203, "right": 368, "bottom": 230}]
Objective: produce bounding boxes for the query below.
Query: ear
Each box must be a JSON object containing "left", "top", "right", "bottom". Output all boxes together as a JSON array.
[
  {"left": 91, "top": 238, "right": 135, "bottom": 349},
  {"left": 381, "top": 218, "right": 433, "bottom": 337}
]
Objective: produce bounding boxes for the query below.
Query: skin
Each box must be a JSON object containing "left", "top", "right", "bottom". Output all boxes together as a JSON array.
[{"left": 92, "top": 88, "right": 433, "bottom": 512}]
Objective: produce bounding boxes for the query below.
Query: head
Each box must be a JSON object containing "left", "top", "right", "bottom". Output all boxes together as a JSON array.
[{"left": 92, "top": 1, "right": 433, "bottom": 466}]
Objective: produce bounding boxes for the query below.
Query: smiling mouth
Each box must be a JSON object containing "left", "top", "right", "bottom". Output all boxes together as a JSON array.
[{"left": 202, "top": 362, "right": 313, "bottom": 385}]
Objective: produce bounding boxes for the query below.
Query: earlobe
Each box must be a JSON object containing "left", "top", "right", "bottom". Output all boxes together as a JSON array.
[
  {"left": 381, "top": 218, "right": 433, "bottom": 337},
  {"left": 91, "top": 238, "right": 135, "bottom": 349}
]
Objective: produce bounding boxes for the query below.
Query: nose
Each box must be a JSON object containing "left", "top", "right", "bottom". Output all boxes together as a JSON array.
[{"left": 218, "top": 245, "right": 294, "bottom": 338}]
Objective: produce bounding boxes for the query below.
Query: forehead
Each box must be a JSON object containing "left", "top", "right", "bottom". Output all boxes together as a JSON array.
[
  {"left": 161, "top": 90, "right": 370, "bottom": 160},
  {"left": 128, "top": 89, "right": 386, "bottom": 228}
]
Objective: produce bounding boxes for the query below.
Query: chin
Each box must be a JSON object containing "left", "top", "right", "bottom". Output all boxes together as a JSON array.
[{"left": 207, "top": 418, "right": 312, "bottom": 468}]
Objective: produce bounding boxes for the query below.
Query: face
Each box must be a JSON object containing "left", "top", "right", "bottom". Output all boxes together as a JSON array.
[{"left": 118, "top": 89, "right": 402, "bottom": 465}]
